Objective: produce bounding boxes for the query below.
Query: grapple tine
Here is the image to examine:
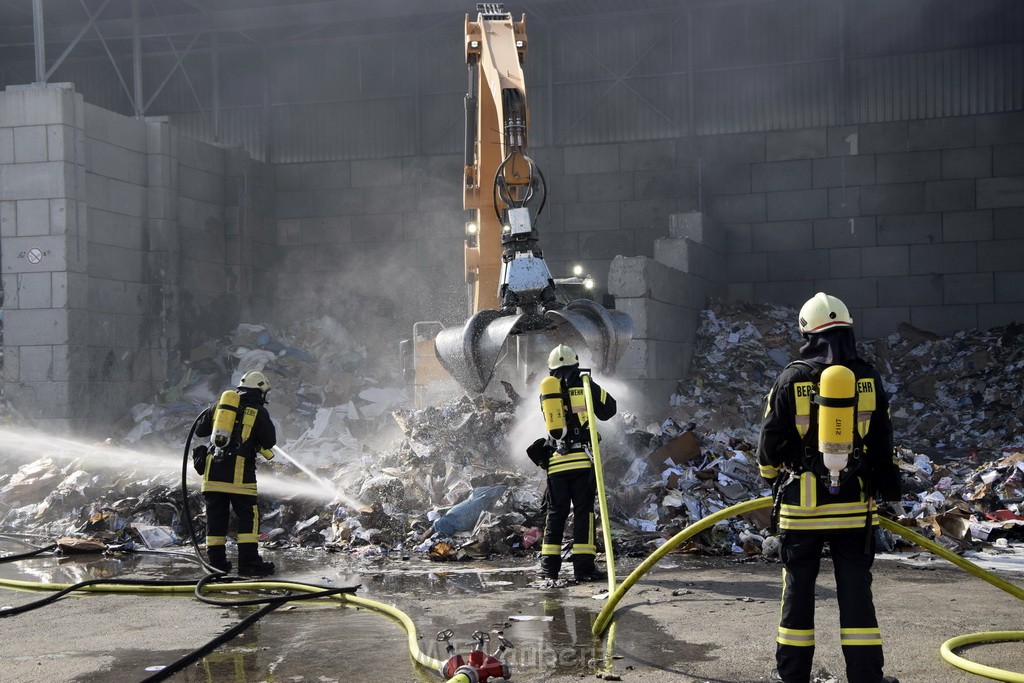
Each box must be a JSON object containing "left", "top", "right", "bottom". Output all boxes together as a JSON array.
[{"left": 545, "top": 299, "right": 633, "bottom": 375}]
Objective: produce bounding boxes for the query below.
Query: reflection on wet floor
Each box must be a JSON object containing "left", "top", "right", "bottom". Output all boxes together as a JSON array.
[{"left": 0, "top": 546, "right": 704, "bottom": 682}]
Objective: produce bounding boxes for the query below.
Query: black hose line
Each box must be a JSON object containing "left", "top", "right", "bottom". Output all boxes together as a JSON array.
[
  {"left": 180, "top": 413, "right": 226, "bottom": 576},
  {"left": 139, "top": 601, "right": 283, "bottom": 683},
  {"left": 193, "top": 572, "right": 359, "bottom": 607},
  {"left": 0, "top": 544, "right": 57, "bottom": 563},
  {"left": 0, "top": 577, "right": 208, "bottom": 618}
]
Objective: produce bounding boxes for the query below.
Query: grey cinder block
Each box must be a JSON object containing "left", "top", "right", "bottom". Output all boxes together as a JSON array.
[
  {"left": 765, "top": 129, "right": 827, "bottom": 161},
  {"left": 829, "top": 247, "right": 862, "bottom": 279},
  {"left": 876, "top": 151, "right": 941, "bottom": 184},
  {"left": 994, "top": 272, "right": 1024, "bottom": 303},
  {"left": 634, "top": 168, "right": 691, "bottom": 200},
  {"left": 861, "top": 245, "right": 910, "bottom": 277},
  {"left": 566, "top": 202, "right": 621, "bottom": 231},
  {"left": 765, "top": 189, "right": 829, "bottom": 221},
  {"left": 994, "top": 208, "right": 1024, "bottom": 239},
  {"left": 828, "top": 187, "right": 860, "bottom": 218},
  {"left": 941, "top": 147, "right": 991, "bottom": 180},
  {"left": 767, "top": 248, "right": 829, "bottom": 281},
  {"left": 704, "top": 132, "right": 765, "bottom": 164},
  {"left": 751, "top": 220, "right": 813, "bottom": 252},
  {"left": 577, "top": 172, "right": 635, "bottom": 203},
  {"left": 908, "top": 117, "right": 975, "bottom": 150},
  {"left": 669, "top": 212, "right": 726, "bottom": 253},
  {"left": 943, "top": 210, "right": 993, "bottom": 242},
  {"left": 580, "top": 230, "right": 634, "bottom": 259},
  {"left": 620, "top": 199, "right": 677, "bottom": 231},
  {"left": 813, "top": 216, "right": 876, "bottom": 249},
  {"left": 15, "top": 199, "right": 50, "bottom": 236},
  {"left": 910, "top": 305, "right": 977, "bottom": 335},
  {"left": 859, "top": 122, "right": 908, "bottom": 155},
  {"left": 994, "top": 145, "right": 1024, "bottom": 177},
  {"left": 860, "top": 183, "right": 925, "bottom": 215},
  {"left": 351, "top": 158, "right": 402, "bottom": 187},
  {"left": 619, "top": 140, "right": 676, "bottom": 170},
  {"left": 977, "top": 176, "right": 1024, "bottom": 209},
  {"left": 827, "top": 126, "right": 860, "bottom": 157},
  {"left": 727, "top": 251, "right": 768, "bottom": 282},
  {"left": 975, "top": 112, "right": 1024, "bottom": 146},
  {"left": 565, "top": 145, "right": 619, "bottom": 174},
  {"left": 943, "top": 273, "right": 993, "bottom": 304},
  {"left": 878, "top": 274, "right": 943, "bottom": 306},
  {"left": 978, "top": 239, "right": 1024, "bottom": 272},
  {"left": 725, "top": 223, "right": 752, "bottom": 253},
  {"left": 924, "top": 179, "right": 976, "bottom": 212},
  {"left": 877, "top": 213, "right": 941, "bottom": 246},
  {"left": 708, "top": 193, "right": 766, "bottom": 223},
  {"left": 812, "top": 155, "right": 876, "bottom": 188},
  {"left": 861, "top": 306, "right": 910, "bottom": 339},
  {"left": 0, "top": 161, "right": 70, "bottom": 200},
  {"left": 3, "top": 309, "right": 69, "bottom": 345},
  {"left": 701, "top": 163, "right": 751, "bottom": 195},
  {"left": 980, "top": 303, "right": 1024, "bottom": 329},
  {"left": 909, "top": 243, "right": 977, "bottom": 275},
  {"left": 752, "top": 160, "right": 812, "bottom": 192}
]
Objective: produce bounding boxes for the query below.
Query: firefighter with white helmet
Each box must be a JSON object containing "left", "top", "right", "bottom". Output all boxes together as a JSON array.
[
  {"left": 533, "top": 344, "right": 617, "bottom": 584},
  {"left": 191, "top": 370, "right": 278, "bottom": 576},
  {"left": 758, "top": 293, "right": 902, "bottom": 683}
]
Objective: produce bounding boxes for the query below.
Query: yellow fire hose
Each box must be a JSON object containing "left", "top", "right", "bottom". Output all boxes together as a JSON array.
[
  {"left": 589, "top": 495, "right": 1024, "bottom": 682},
  {"left": 0, "top": 576, "right": 451, "bottom": 677}
]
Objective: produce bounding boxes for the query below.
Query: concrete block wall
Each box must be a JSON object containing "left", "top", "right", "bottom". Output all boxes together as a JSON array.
[
  {"left": 1, "top": 84, "right": 254, "bottom": 431},
  {"left": 273, "top": 155, "right": 468, "bottom": 345},
  {"left": 608, "top": 212, "right": 727, "bottom": 415},
  {"left": 708, "top": 114, "right": 1024, "bottom": 338}
]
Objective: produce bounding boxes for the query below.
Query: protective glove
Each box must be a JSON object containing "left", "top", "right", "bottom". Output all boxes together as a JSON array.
[{"left": 191, "top": 444, "right": 209, "bottom": 475}]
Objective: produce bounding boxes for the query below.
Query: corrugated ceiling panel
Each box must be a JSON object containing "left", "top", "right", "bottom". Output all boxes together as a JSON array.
[
  {"left": 418, "top": 92, "right": 463, "bottom": 156},
  {"left": 848, "top": 43, "right": 1024, "bottom": 122},
  {"left": 847, "top": 0, "right": 1024, "bottom": 57},
  {"left": 170, "top": 106, "right": 269, "bottom": 162},
  {"left": 552, "top": 75, "right": 687, "bottom": 145},
  {"left": 694, "top": 61, "right": 838, "bottom": 135},
  {"left": 692, "top": 0, "right": 839, "bottom": 70},
  {"left": 270, "top": 98, "right": 416, "bottom": 163}
]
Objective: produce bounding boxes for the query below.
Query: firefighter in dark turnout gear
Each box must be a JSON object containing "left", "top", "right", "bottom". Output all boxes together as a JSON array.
[
  {"left": 192, "top": 370, "right": 278, "bottom": 576},
  {"left": 757, "top": 293, "right": 902, "bottom": 683},
  {"left": 538, "top": 344, "right": 617, "bottom": 583}
]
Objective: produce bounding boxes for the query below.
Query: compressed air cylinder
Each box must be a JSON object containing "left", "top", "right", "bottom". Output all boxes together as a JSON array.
[
  {"left": 816, "top": 365, "right": 856, "bottom": 494},
  {"left": 540, "top": 375, "right": 566, "bottom": 441},
  {"left": 210, "top": 390, "right": 241, "bottom": 448}
]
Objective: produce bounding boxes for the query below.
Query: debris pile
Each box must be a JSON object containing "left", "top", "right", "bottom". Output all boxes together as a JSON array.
[{"left": 1, "top": 301, "right": 1022, "bottom": 563}]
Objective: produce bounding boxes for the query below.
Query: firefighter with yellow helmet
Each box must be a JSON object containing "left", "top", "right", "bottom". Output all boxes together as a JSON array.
[
  {"left": 536, "top": 344, "right": 617, "bottom": 583},
  {"left": 191, "top": 370, "right": 278, "bottom": 576},
  {"left": 757, "top": 293, "right": 901, "bottom": 683}
]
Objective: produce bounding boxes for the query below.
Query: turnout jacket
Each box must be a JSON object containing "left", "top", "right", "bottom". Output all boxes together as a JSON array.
[
  {"left": 757, "top": 352, "right": 901, "bottom": 533},
  {"left": 542, "top": 369, "right": 617, "bottom": 475},
  {"left": 194, "top": 388, "right": 276, "bottom": 495}
]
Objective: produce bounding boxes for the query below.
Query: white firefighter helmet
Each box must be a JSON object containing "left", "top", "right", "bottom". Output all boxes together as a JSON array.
[
  {"left": 238, "top": 370, "right": 271, "bottom": 394},
  {"left": 548, "top": 344, "right": 579, "bottom": 370},
  {"left": 798, "top": 292, "right": 853, "bottom": 335}
]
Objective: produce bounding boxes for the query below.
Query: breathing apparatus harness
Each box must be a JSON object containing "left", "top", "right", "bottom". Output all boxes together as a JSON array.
[{"left": 770, "top": 359, "right": 875, "bottom": 542}]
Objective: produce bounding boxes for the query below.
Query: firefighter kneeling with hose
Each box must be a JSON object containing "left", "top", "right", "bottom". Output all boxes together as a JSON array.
[
  {"left": 191, "top": 370, "right": 278, "bottom": 576},
  {"left": 758, "top": 293, "right": 902, "bottom": 683}
]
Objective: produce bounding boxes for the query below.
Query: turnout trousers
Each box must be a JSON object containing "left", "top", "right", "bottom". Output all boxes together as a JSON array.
[
  {"left": 204, "top": 491, "right": 260, "bottom": 553},
  {"left": 776, "top": 530, "right": 884, "bottom": 683},
  {"left": 539, "top": 468, "right": 597, "bottom": 578}
]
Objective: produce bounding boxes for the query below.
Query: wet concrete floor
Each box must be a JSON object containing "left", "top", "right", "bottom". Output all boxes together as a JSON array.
[{"left": 1, "top": 544, "right": 1022, "bottom": 682}]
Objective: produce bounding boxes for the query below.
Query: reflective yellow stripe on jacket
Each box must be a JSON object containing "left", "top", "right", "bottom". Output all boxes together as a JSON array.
[
  {"left": 547, "top": 449, "right": 592, "bottom": 475},
  {"left": 778, "top": 473, "right": 877, "bottom": 531}
]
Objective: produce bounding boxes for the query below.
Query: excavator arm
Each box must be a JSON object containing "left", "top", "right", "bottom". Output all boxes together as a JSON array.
[{"left": 434, "top": 3, "right": 632, "bottom": 394}]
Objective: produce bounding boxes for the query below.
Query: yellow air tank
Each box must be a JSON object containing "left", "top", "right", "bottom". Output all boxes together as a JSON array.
[
  {"left": 816, "top": 365, "right": 856, "bottom": 493},
  {"left": 540, "top": 375, "right": 566, "bottom": 441},
  {"left": 211, "top": 390, "right": 241, "bottom": 449}
]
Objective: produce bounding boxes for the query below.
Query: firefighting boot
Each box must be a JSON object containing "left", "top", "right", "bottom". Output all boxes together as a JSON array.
[
  {"left": 539, "top": 554, "right": 561, "bottom": 581},
  {"left": 206, "top": 545, "right": 232, "bottom": 574},
  {"left": 572, "top": 555, "right": 606, "bottom": 583},
  {"left": 237, "top": 543, "right": 275, "bottom": 576}
]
